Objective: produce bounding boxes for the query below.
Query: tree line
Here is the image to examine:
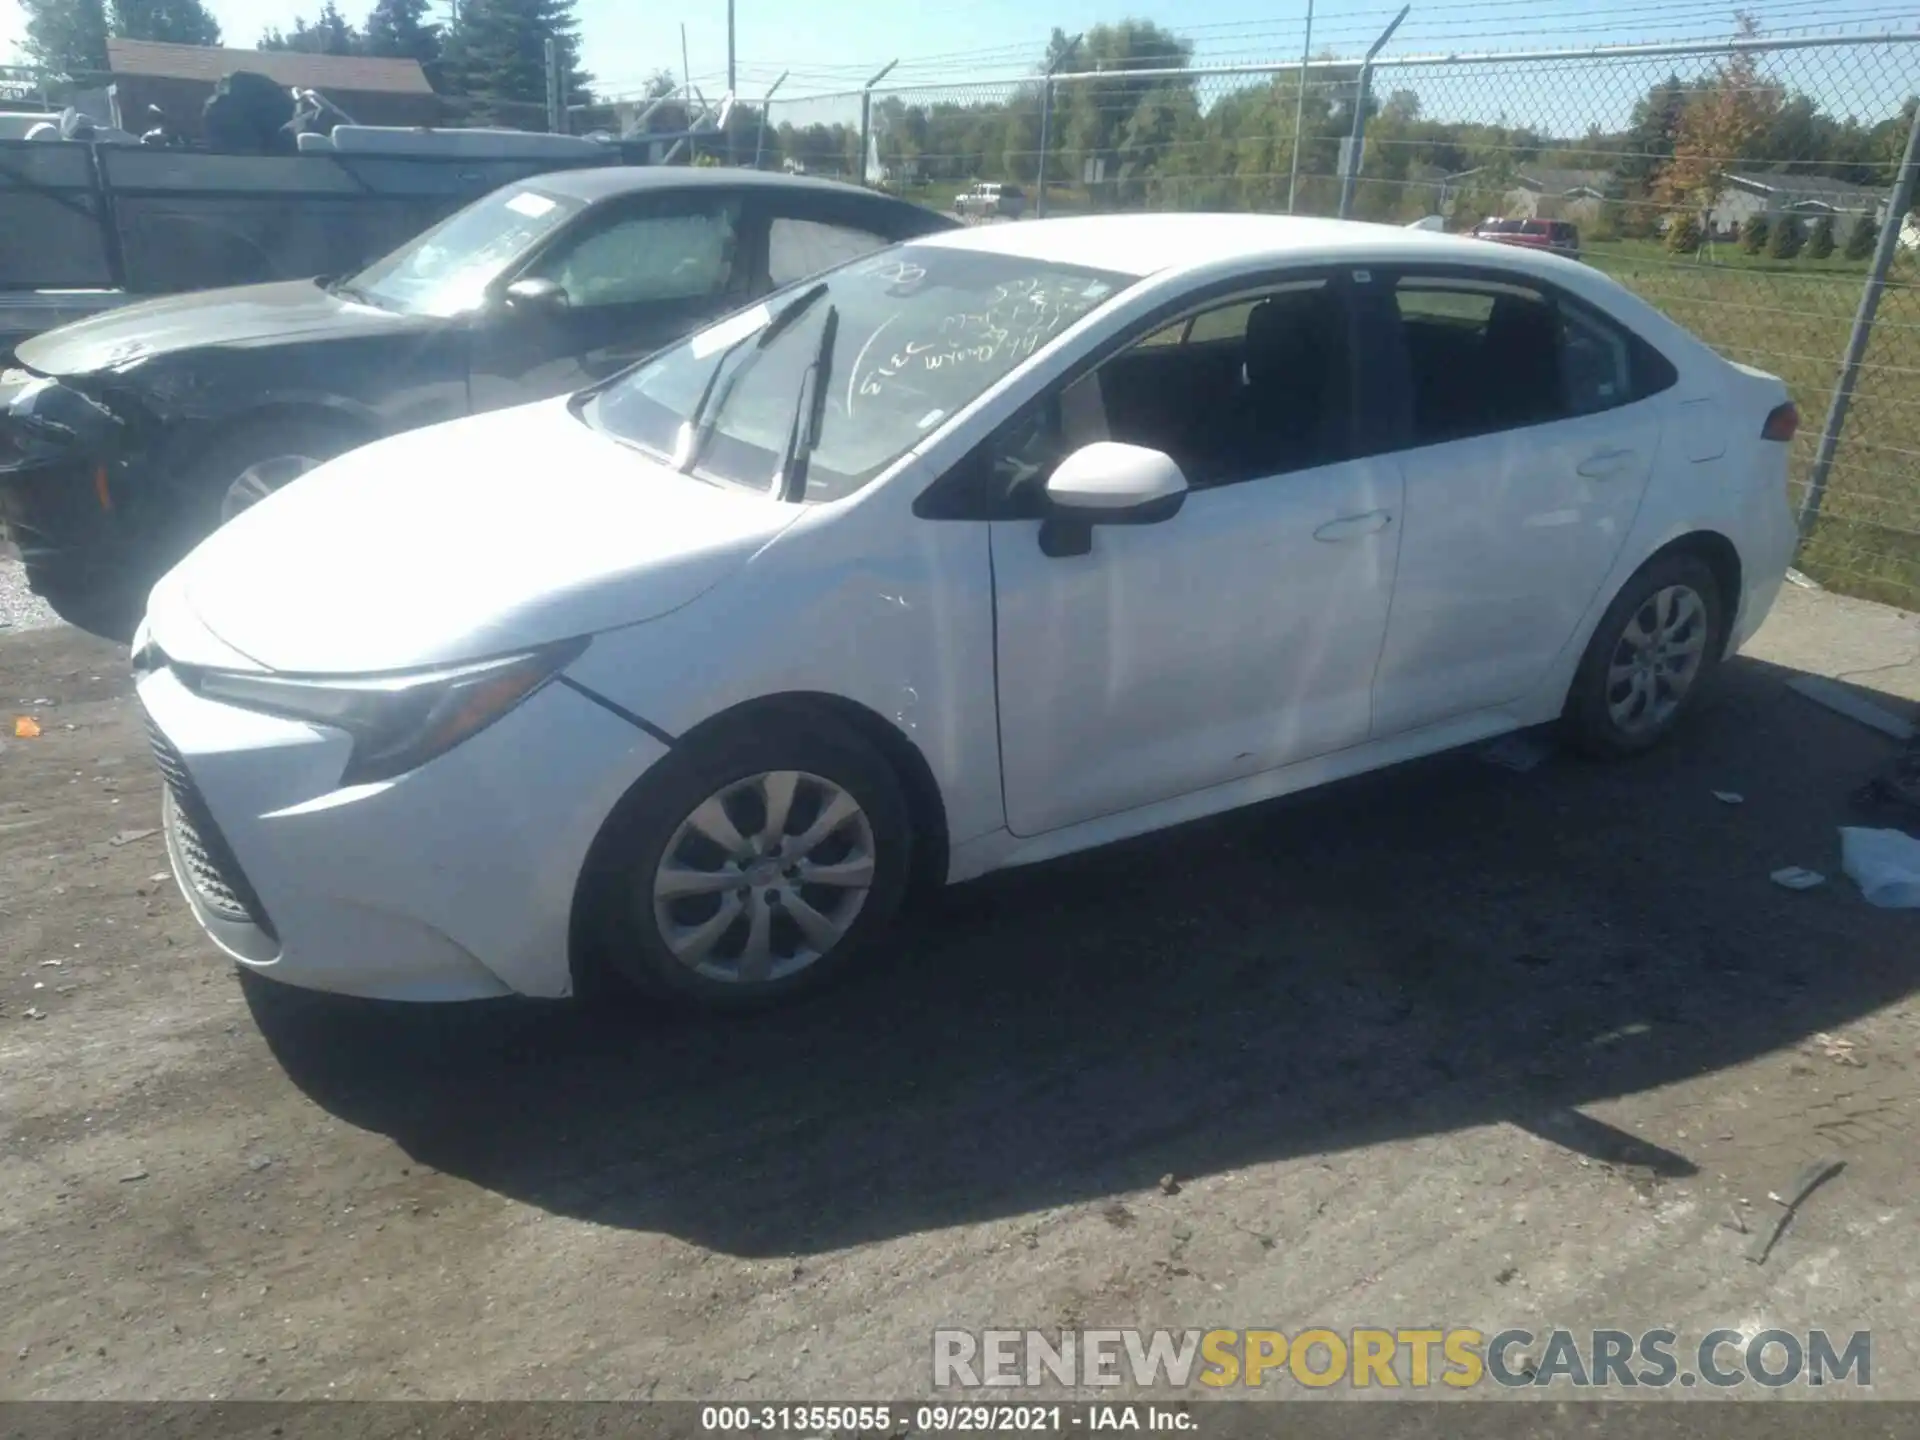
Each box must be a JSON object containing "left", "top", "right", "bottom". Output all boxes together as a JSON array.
[
  {"left": 17, "top": 0, "right": 590, "bottom": 123},
  {"left": 766, "top": 14, "right": 1915, "bottom": 237}
]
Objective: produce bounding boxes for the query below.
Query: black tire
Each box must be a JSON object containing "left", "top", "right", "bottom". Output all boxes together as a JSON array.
[
  {"left": 143, "top": 416, "right": 360, "bottom": 585},
  {"left": 1563, "top": 551, "right": 1726, "bottom": 758},
  {"left": 576, "top": 708, "right": 914, "bottom": 1011}
]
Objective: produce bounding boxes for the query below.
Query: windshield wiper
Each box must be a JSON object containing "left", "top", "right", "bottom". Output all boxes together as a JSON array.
[
  {"left": 772, "top": 305, "right": 838, "bottom": 502},
  {"left": 679, "top": 281, "right": 828, "bottom": 474},
  {"left": 325, "top": 276, "right": 388, "bottom": 309}
]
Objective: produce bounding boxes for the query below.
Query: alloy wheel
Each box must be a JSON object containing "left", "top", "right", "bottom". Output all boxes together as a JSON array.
[
  {"left": 1606, "top": 583, "right": 1708, "bottom": 737},
  {"left": 651, "top": 769, "right": 877, "bottom": 986},
  {"left": 221, "top": 454, "right": 321, "bottom": 523}
]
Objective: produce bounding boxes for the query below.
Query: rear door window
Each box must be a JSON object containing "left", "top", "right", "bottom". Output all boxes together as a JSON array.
[{"left": 1383, "top": 274, "right": 1678, "bottom": 445}]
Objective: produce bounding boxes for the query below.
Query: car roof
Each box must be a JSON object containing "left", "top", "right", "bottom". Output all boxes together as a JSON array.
[
  {"left": 907, "top": 212, "right": 1571, "bottom": 280},
  {"left": 515, "top": 165, "right": 912, "bottom": 206}
]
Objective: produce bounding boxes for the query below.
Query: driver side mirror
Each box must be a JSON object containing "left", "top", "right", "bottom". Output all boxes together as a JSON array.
[
  {"left": 501, "top": 276, "right": 571, "bottom": 317},
  {"left": 1038, "top": 442, "right": 1189, "bottom": 558}
]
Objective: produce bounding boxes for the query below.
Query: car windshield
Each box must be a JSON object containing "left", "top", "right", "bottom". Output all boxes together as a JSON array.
[
  {"left": 586, "top": 244, "right": 1132, "bottom": 502},
  {"left": 343, "top": 185, "right": 586, "bottom": 317}
]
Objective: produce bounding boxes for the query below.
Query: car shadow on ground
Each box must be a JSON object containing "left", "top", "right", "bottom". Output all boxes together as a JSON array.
[{"left": 248, "top": 655, "right": 1920, "bottom": 1257}]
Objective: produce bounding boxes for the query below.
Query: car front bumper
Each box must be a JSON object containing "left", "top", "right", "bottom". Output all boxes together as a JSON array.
[
  {"left": 134, "top": 654, "right": 670, "bottom": 1002},
  {"left": 0, "top": 373, "right": 152, "bottom": 618}
]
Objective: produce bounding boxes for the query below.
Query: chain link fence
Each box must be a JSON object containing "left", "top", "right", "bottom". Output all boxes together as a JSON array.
[{"left": 760, "top": 34, "right": 1920, "bottom": 607}]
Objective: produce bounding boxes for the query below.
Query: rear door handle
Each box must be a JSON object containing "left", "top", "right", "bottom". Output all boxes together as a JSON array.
[
  {"left": 1578, "top": 448, "right": 1637, "bottom": 479},
  {"left": 1313, "top": 509, "right": 1392, "bottom": 542}
]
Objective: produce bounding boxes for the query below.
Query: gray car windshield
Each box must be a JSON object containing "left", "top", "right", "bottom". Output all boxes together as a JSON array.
[
  {"left": 346, "top": 185, "right": 585, "bottom": 317},
  {"left": 586, "top": 245, "right": 1132, "bottom": 502}
]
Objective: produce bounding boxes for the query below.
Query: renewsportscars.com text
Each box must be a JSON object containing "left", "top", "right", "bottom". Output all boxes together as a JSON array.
[{"left": 931, "top": 1327, "right": 1872, "bottom": 1390}]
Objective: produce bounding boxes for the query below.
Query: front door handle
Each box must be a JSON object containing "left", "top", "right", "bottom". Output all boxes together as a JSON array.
[
  {"left": 1313, "top": 509, "right": 1392, "bottom": 542},
  {"left": 1577, "top": 448, "right": 1637, "bottom": 479}
]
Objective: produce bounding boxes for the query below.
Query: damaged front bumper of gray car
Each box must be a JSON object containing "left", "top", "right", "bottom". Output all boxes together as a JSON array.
[{"left": 0, "top": 366, "right": 163, "bottom": 638}]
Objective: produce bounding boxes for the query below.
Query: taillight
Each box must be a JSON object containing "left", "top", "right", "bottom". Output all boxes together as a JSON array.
[{"left": 1762, "top": 401, "right": 1799, "bottom": 442}]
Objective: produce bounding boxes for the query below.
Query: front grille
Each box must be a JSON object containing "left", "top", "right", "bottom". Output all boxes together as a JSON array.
[{"left": 142, "top": 703, "right": 277, "bottom": 939}]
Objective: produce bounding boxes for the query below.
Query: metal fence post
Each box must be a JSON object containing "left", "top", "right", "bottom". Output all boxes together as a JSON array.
[
  {"left": 1037, "top": 79, "right": 1054, "bottom": 218},
  {"left": 1287, "top": 0, "right": 1314, "bottom": 213},
  {"left": 1798, "top": 102, "right": 1920, "bottom": 538},
  {"left": 544, "top": 38, "right": 563, "bottom": 134},
  {"left": 859, "top": 60, "right": 898, "bottom": 189},
  {"left": 1338, "top": 4, "right": 1407, "bottom": 219},
  {"left": 753, "top": 71, "right": 787, "bottom": 170}
]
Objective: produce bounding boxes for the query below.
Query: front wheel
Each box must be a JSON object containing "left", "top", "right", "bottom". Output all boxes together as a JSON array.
[
  {"left": 577, "top": 711, "right": 913, "bottom": 1010},
  {"left": 1563, "top": 553, "right": 1725, "bottom": 757}
]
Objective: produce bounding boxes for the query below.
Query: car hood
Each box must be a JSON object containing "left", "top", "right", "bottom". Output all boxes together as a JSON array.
[
  {"left": 153, "top": 399, "right": 801, "bottom": 674},
  {"left": 15, "top": 279, "right": 419, "bottom": 377}
]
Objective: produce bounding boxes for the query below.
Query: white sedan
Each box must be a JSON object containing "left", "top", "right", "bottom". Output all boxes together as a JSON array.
[{"left": 134, "top": 214, "right": 1801, "bottom": 1009}]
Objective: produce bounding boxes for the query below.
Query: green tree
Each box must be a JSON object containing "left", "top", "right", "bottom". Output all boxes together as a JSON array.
[
  {"left": 439, "top": 0, "right": 591, "bottom": 122},
  {"left": 1665, "top": 211, "right": 1703, "bottom": 255},
  {"left": 363, "top": 0, "right": 442, "bottom": 69},
  {"left": 260, "top": 1, "right": 362, "bottom": 54},
  {"left": 1805, "top": 212, "right": 1835, "bottom": 258},
  {"left": 1767, "top": 213, "right": 1803, "bottom": 259},
  {"left": 110, "top": 0, "right": 221, "bottom": 46},
  {"left": 1843, "top": 211, "right": 1877, "bottom": 260},
  {"left": 20, "top": 0, "right": 110, "bottom": 81},
  {"left": 1739, "top": 214, "right": 1769, "bottom": 253}
]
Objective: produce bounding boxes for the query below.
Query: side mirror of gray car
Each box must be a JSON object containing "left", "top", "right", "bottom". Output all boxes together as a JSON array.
[{"left": 501, "top": 277, "right": 571, "bottom": 316}]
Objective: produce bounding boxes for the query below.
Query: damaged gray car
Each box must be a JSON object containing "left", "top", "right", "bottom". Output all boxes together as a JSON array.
[{"left": 0, "top": 167, "right": 953, "bottom": 638}]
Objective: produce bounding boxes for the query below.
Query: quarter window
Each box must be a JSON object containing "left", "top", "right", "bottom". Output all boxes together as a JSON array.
[
  {"left": 1389, "top": 276, "right": 1673, "bottom": 444},
  {"left": 768, "top": 217, "right": 891, "bottom": 287}
]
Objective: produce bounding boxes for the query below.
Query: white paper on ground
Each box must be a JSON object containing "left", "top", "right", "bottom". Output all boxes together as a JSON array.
[{"left": 1840, "top": 827, "right": 1920, "bottom": 908}]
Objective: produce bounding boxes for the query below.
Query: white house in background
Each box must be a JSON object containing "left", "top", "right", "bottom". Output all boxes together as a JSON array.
[
  {"left": 1504, "top": 169, "right": 1614, "bottom": 224},
  {"left": 1707, "top": 171, "right": 1887, "bottom": 239}
]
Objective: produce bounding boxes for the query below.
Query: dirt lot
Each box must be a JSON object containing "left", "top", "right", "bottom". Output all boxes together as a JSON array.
[{"left": 3, "top": 583, "right": 1920, "bottom": 1404}]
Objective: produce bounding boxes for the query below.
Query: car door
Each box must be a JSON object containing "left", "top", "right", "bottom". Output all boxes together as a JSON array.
[
  {"left": 467, "top": 190, "right": 752, "bottom": 410},
  {"left": 1361, "top": 269, "right": 1669, "bottom": 737},
  {"left": 983, "top": 274, "right": 1405, "bottom": 837}
]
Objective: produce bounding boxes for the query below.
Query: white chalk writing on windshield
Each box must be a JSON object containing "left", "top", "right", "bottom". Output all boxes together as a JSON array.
[{"left": 855, "top": 277, "right": 1102, "bottom": 401}]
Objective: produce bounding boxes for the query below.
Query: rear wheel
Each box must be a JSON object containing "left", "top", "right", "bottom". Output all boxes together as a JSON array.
[
  {"left": 577, "top": 710, "right": 913, "bottom": 1010},
  {"left": 1563, "top": 552, "right": 1725, "bottom": 757}
]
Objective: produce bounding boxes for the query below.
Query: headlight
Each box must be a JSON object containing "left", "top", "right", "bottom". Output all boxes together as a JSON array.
[{"left": 180, "top": 639, "right": 586, "bottom": 785}]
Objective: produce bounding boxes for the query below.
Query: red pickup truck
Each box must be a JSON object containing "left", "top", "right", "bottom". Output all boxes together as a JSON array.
[{"left": 1471, "top": 217, "right": 1581, "bottom": 259}]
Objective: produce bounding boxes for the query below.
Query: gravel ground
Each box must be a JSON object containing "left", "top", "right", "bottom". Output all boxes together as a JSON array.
[
  {"left": 2, "top": 586, "right": 1919, "bottom": 1405},
  {"left": 0, "top": 549, "right": 62, "bottom": 633}
]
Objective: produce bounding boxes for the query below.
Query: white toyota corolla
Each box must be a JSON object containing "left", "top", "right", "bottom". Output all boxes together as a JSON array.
[{"left": 134, "top": 214, "right": 1800, "bottom": 1009}]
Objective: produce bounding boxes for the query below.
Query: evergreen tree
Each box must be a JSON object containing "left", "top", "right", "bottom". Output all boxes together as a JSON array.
[
  {"left": 110, "top": 0, "right": 221, "bottom": 47},
  {"left": 1665, "top": 212, "right": 1703, "bottom": 255},
  {"left": 1843, "top": 212, "right": 1878, "bottom": 260},
  {"left": 363, "top": 0, "right": 443, "bottom": 68},
  {"left": 260, "top": 1, "right": 362, "bottom": 54},
  {"left": 20, "top": 0, "right": 111, "bottom": 81},
  {"left": 1767, "top": 213, "right": 1803, "bottom": 259},
  {"left": 1739, "top": 215, "right": 1769, "bottom": 254},
  {"left": 1805, "top": 213, "right": 1835, "bottom": 259},
  {"left": 439, "top": 0, "right": 590, "bottom": 122}
]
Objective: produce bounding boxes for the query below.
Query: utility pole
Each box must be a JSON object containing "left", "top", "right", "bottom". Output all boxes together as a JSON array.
[
  {"left": 681, "top": 23, "right": 692, "bottom": 95},
  {"left": 1286, "top": 0, "right": 1313, "bottom": 214},
  {"left": 725, "top": 0, "right": 738, "bottom": 165}
]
